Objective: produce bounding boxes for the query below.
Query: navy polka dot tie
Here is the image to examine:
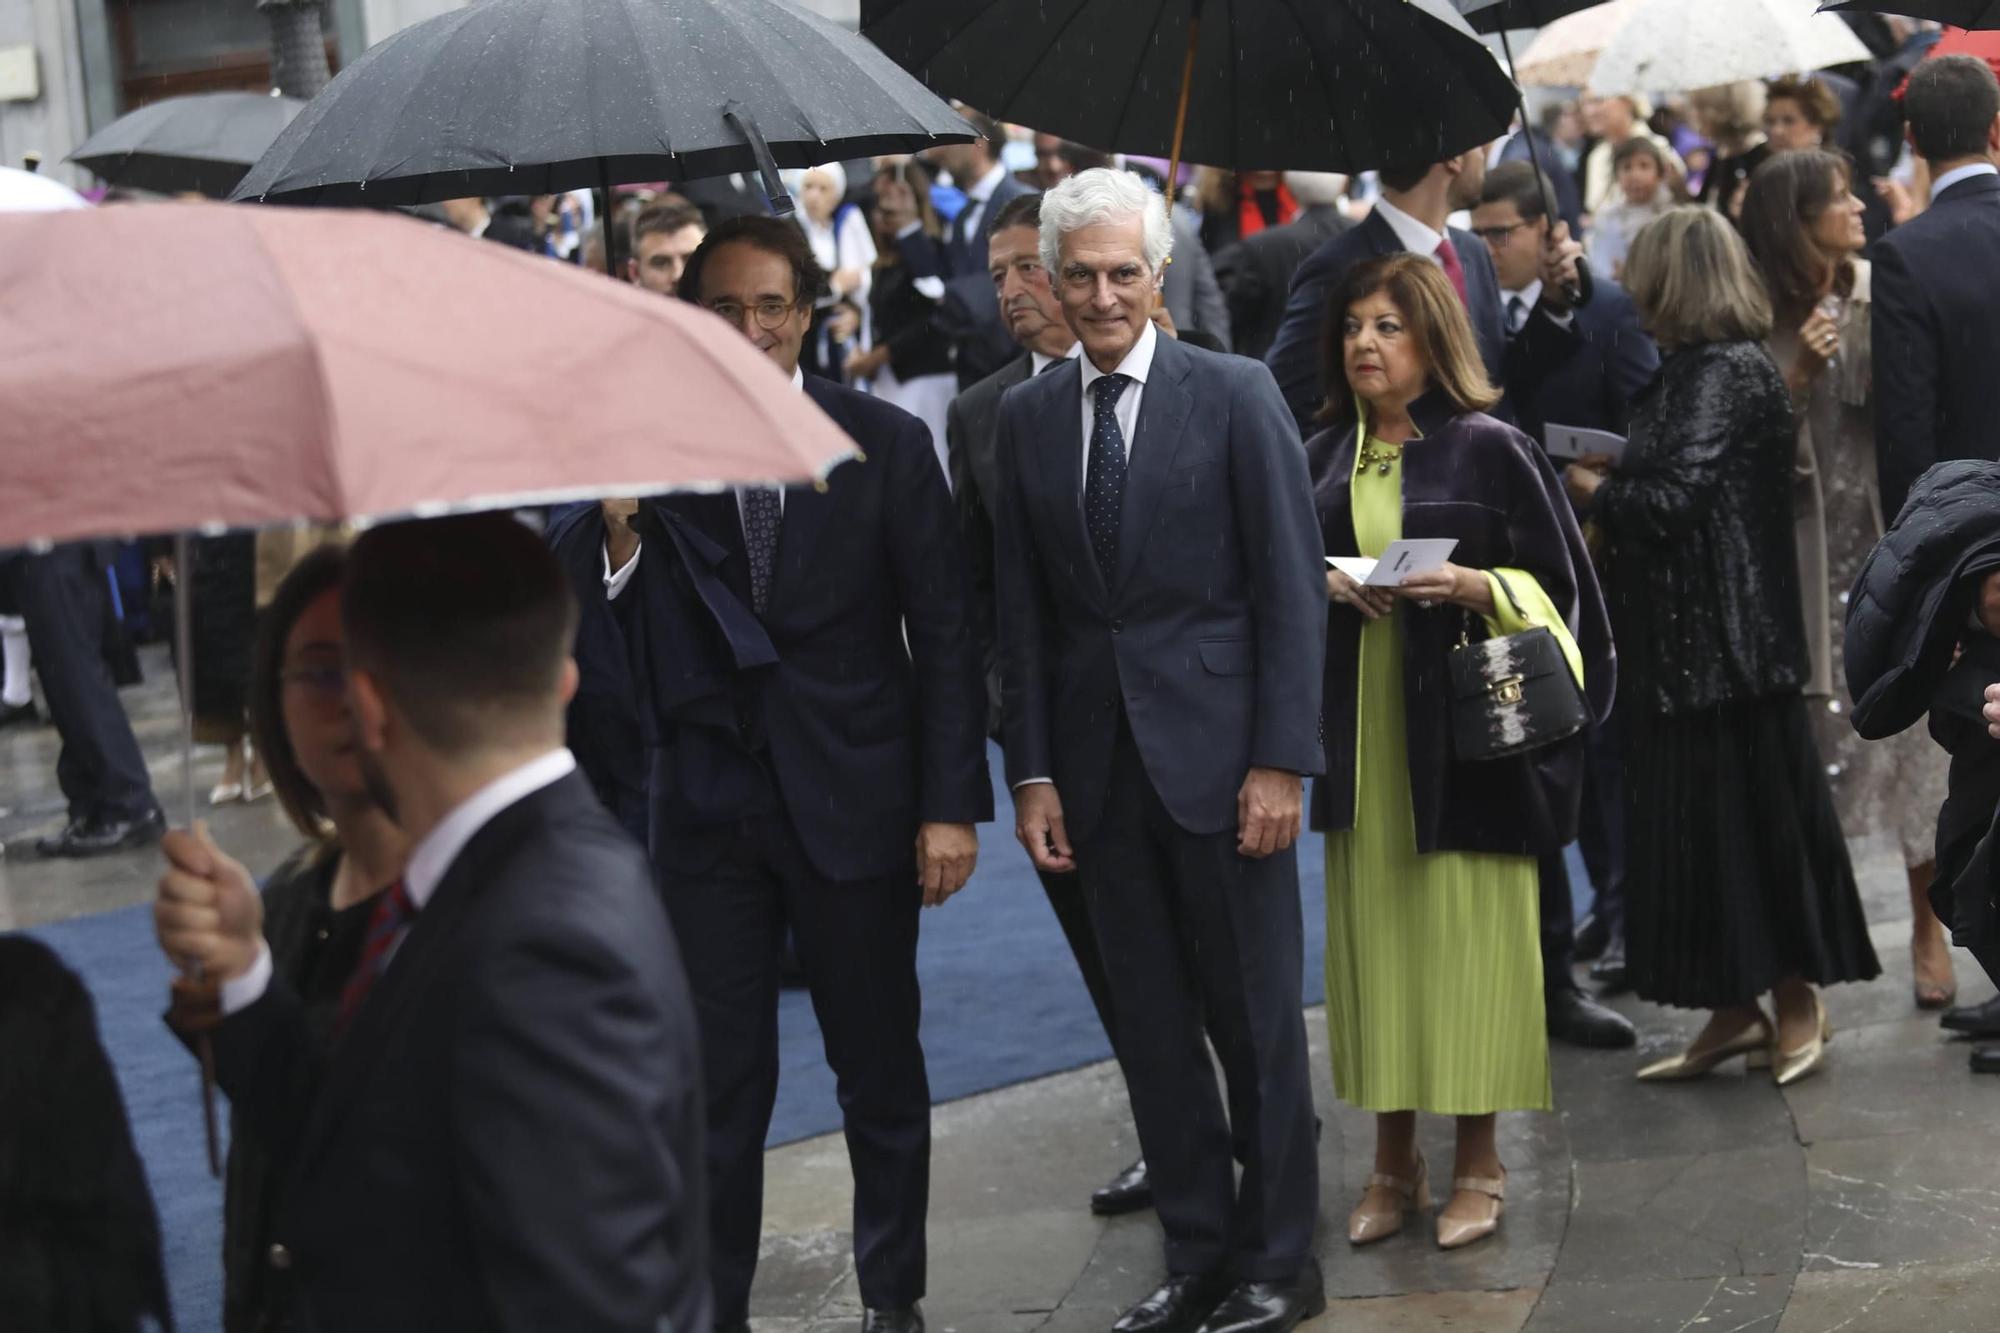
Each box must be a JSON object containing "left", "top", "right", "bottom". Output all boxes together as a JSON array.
[{"left": 1086, "top": 373, "right": 1132, "bottom": 583}]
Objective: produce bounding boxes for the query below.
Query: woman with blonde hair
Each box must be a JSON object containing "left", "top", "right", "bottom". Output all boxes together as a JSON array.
[
  {"left": 1567, "top": 208, "right": 1879, "bottom": 1087},
  {"left": 1689, "top": 81, "right": 1770, "bottom": 217},
  {"left": 1313, "top": 253, "right": 1612, "bottom": 1252}
]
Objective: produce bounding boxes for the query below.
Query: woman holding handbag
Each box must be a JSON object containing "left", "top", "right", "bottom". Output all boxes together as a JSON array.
[
  {"left": 1566, "top": 208, "right": 1879, "bottom": 1088},
  {"left": 1313, "top": 254, "right": 1613, "bottom": 1252}
]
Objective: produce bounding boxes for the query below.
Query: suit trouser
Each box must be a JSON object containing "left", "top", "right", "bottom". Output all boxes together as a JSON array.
[
  {"left": 1073, "top": 719, "right": 1319, "bottom": 1281},
  {"left": 1576, "top": 711, "right": 1629, "bottom": 939},
  {"left": 659, "top": 812, "right": 929, "bottom": 1325},
  {"left": 1538, "top": 852, "right": 1578, "bottom": 995},
  {"left": 7, "top": 547, "right": 154, "bottom": 823}
]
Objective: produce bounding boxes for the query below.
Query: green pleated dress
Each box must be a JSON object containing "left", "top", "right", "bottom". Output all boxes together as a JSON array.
[{"left": 1323, "top": 435, "right": 1555, "bottom": 1115}]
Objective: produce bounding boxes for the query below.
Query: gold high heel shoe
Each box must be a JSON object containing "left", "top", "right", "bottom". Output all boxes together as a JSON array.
[
  {"left": 1636, "top": 1018, "right": 1775, "bottom": 1081},
  {"left": 1436, "top": 1172, "right": 1506, "bottom": 1250},
  {"left": 1773, "top": 991, "right": 1833, "bottom": 1087},
  {"left": 1348, "top": 1152, "right": 1430, "bottom": 1246}
]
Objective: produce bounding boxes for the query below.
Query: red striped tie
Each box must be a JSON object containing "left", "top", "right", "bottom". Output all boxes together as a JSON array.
[{"left": 334, "top": 879, "right": 415, "bottom": 1040}]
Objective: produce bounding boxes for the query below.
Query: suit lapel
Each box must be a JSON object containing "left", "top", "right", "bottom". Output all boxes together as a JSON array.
[
  {"left": 1038, "top": 360, "right": 1108, "bottom": 606},
  {"left": 1112, "top": 337, "right": 1195, "bottom": 592}
]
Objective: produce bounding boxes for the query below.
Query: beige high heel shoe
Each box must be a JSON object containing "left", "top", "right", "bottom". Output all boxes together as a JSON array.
[
  {"left": 1636, "top": 1017, "right": 1775, "bottom": 1081},
  {"left": 1774, "top": 990, "right": 1833, "bottom": 1087},
  {"left": 1436, "top": 1172, "right": 1506, "bottom": 1250},
  {"left": 1348, "top": 1152, "right": 1430, "bottom": 1246}
]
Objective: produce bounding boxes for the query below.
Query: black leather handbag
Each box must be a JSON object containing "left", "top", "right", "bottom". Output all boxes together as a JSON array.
[{"left": 1447, "top": 571, "right": 1588, "bottom": 762}]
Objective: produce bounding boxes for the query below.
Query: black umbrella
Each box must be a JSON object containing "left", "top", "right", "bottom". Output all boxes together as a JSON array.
[
  {"left": 1453, "top": 0, "right": 1606, "bottom": 33},
  {"left": 67, "top": 91, "right": 303, "bottom": 198},
  {"left": 1819, "top": 0, "right": 2000, "bottom": 26},
  {"left": 861, "top": 0, "right": 1517, "bottom": 177},
  {"left": 232, "top": 0, "right": 974, "bottom": 268}
]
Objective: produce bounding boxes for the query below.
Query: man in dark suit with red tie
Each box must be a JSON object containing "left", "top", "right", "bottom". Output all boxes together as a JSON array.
[{"left": 154, "top": 514, "right": 709, "bottom": 1333}]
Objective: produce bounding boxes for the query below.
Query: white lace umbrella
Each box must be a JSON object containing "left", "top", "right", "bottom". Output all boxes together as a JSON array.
[
  {"left": 0, "top": 165, "right": 86, "bottom": 211},
  {"left": 1513, "top": 0, "right": 1644, "bottom": 88},
  {"left": 1589, "top": 0, "right": 1871, "bottom": 96}
]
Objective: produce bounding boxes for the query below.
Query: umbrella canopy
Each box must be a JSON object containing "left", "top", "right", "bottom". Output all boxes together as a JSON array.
[
  {"left": 231, "top": 0, "right": 973, "bottom": 206},
  {"left": 69, "top": 92, "right": 304, "bottom": 198},
  {"left": 1510, "top": 0, "right": 1644, "bottom": 88},
  {"left": 861, "top": 0, "right": 1519, "bottom": 173},
  {"left": 0, "top": 165, "right": 87, "bottom": 211},
  {"left": 0, "top": 203, "right": 856, "bottom": 548},
  {"left": 1820, "top": 1, "right": 2000, "bottom": 26},
  {"left": 1454, "top": 0, "right": 1606, "bottom": 33},
  {"left": 1589, "top": 0, "right": 1872, "bottom": 96}
]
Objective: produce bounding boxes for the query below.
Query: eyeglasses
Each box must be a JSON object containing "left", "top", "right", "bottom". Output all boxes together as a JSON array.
[
  {"left": 1468, "top": 221, "right": 1531, "bottom": 245},
  {"left": 704, "top": 298, "right": 801, "bottom": 331},
  {"left": 279, "top": 664, "right": 348, "bottom": 698}
]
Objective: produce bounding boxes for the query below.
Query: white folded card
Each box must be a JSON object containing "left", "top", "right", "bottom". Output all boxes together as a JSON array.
[
  {"left": 1544, "top": 422, "right": 1627, "bottom": 464},
  {"left": 1326, "top": 538, "right": 1458, "bottom": 587}
]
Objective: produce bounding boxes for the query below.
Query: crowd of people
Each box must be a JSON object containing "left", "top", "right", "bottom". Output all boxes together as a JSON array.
[{"left": 9, "top": 10, "right": 2000, "bottom": 1333}]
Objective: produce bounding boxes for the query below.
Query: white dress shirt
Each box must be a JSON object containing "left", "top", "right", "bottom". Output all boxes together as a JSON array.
[
  {"left": 604, "top": 367, "right": 806, "bottom": 600},
  {"left": 1500, "top": 279, "right": 1543, "bottom": 335},
  {"left": 1932, "top": 161, "right": 1999, "bottom": 203},
  {"left": 1372, "top": 196, "right": 1447, "bottom": 263},
  {"left": 221, "top": 748, "right": 581, "bottom": 1015},
  {"left": 1030, "top": 342, "right": 1083, "bottom": 377},
  {"left": 957, "top": 162, "right": 1012, "bottom": 243}
]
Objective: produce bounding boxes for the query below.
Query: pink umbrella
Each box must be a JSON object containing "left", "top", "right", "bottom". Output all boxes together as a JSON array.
[{"left": 0, "top": 202, "right": 854, "bottom": 546}]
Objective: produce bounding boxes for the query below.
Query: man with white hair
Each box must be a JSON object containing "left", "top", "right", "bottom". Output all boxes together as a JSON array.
[
  {"left": 1213, "top": 171, "right": 1354, "bottom": 360},
  {"left": 995, "top": 167, "right": 1327, "bottom": 1333}
]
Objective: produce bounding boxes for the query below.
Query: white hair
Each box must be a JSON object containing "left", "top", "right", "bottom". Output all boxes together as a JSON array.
[
  {"left": 1284, "top": 171, "right": 1348, "bottom": 208},
  {"left": 1039, "top": 167, "right": 1173, "bottom": 277},
  {"left": 780, "top": 161, "right": 848, "bottom": 201}
]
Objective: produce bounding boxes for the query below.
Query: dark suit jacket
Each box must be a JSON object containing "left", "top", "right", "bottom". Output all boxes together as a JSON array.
[
  {"left": 204, "top": 773, "right": 709, "bottom": 1333},
  {"left": 653, "top": 376, "right": 993, "bottom": 880},
  {"left": 1872, "top": 171, "right": 2000, "bottom": 517},
  {"left": 995, "top": 333, "right": 1327, "bottom": 842},
  {"left": 947, "top": 352, "right": 1035, "bottom": 734},
  {"left": 1215, "top": 205, "right": 1355, "bottom": 361},
  {"left": 1263, "top": 206, "right": 1579, "bottom": 433},
  {"left": 902, "top": 173, "right": 1038, "bottom": 388},
  {"left": 1508, "top": 276, "right": 1659, "bottom": 446}
]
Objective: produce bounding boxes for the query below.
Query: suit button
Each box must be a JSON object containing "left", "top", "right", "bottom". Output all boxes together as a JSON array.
[
  {"left": 1110, "top": 619, "right": 1123, "bottom": 634},
  {"left": 268, "top": 1243, "right": 293, "bottom": 1270}
]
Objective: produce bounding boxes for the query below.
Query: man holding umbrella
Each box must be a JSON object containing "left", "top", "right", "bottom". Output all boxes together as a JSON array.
[{"left": 598, "top": 216, "right": 991, "bottom": 1333}]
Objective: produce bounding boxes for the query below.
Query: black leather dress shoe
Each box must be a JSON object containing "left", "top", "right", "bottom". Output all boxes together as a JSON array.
[
  {"left": 1588, "top": 937, "right": 1629, "bottom": 993},
  {"left": 1941, "top": 994, "right": 2000, "bottom": 1039},
  {"left": 1573, "top": 911, "right": 1610, "bottom": 963},
  {"left": 36, "top": 807, "right": 164, "bottom": 859},
  {"left": 861, "top": 1305, "right": 923, "bottom": 1333},
  {"left": 1973, "top": 1044, "right": 2000, "bottom": 1074},
  {"left": 0, "top": 701, "right": 38, "bottom": 729},
  {"left": 714, "top": 1322, "right": 751, "bottom": 1333},
  {"left": 1194, "top": 1261, "right": 1326, "bottom": 1333},
  {"left": 1092, "top": 1157, "right": 1153, "bottom": 1216},
  {"left": 1113, "top": 1273, "right": 1230, "bottom": 1333},
  {"left": 1546, "top": 986, "right": 1636, "bottom": 1048}
]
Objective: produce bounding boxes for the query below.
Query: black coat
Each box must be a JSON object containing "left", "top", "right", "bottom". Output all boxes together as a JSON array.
[
  {"left": 1213, "top": 205, "right": 1354, "bottom": 361},
  {"left": 202, "top": 774, "right": 710, "bottom": 1333},
  {"left": 946, "top": 352, "right": 1035, "bottom": 734},
  {"left": 1871, "top": 171, "right": 2000, "bottom": 516},
  {"left": 899, "top": 173, "right": 1036, "bottom": 388},
  {"left": 1593, "top": 340, "right": 1808, "bottom": 716},
  {"left": 995, "top": 331, "right": 1327, "bottom": 841},
  {"left": 869, "top": 263, "right": 955, "bottom": 384},
  {"left": 1309, "top": 393, "right": 1614, "bottom": 855},
  {"left": 0, "top": 937, "right": 172, "bottom": 1333}
]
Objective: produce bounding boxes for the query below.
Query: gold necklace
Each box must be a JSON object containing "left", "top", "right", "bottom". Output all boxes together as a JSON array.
[{"left": 1357, "top": 437, "right": 1403, "bottom": 476}]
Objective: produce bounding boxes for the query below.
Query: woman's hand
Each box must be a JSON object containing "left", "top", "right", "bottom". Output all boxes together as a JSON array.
[
  {"left": 825, "top": 303, "right": 862, "bottom": 344},
  {"left": 1392, "top": 561, "right": 1493, "bottom": 615},
  {"left": 1564, "top": 459, "right": 1609, "bottom": 507},
  {"left": 831, "top": 266, "right": 865, "bottom": 297},
  {"left": 1796, "top": 305, "right": 1839, "bottom": 370},
  {"left": 1875, "top": 176, "right": 1920, "bottom": 228},
  {"left": 1327, "top": 568, "right": 1395, "bottom": 620},
  {"left": 846, "top": 345, "right": 890, "bottom": 381}
]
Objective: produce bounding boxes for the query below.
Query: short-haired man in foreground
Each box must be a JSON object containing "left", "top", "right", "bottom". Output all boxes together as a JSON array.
[{"left": 156, "top": 513, "right": 709, "bottom": 1332}]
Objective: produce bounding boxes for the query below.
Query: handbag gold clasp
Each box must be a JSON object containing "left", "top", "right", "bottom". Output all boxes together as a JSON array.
[{"left": 1490, "top": 677, "right": 1525, "bottom": 706}]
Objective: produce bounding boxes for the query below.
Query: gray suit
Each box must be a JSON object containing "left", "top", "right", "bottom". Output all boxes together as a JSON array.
[
  {"left": 1163, "top": 213, "right": 1232, "bottom": 351},
  {"left": 994, "top": 331, "right": 1324, "bottom": 1280}
]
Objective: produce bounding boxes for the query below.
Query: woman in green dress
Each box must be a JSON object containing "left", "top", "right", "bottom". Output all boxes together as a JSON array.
[{"left": 1308, "top": 254, "right": 1613, "bottom": 1251}]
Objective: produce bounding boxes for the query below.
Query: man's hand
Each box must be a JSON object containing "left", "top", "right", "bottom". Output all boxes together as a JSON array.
[
  {"left": 154, "top": 821, "right": 264, "bottom": 982},
  {"left": 1978, "top": 571, "right": 2000, "bottom": 639},
  {"left": 1564, "top": 460, "right": 1608, "bottom": 508},
  {"left": 602, "top": 498, "right": 641, "bottom": 571},
  {"left": 1014, "top": 782, "right": 1075, "bottom": 874},
  {"left": 915, "top": 822, "right": 979, "bottom": 907},
  {"left": 1236, "top": 766, "right": 1302, "bottom": 859},
  {"left": 1536, "top": 220, "right": 1584, "bottom": 314},
  {"left": 1149, "top": 301, "right": 1181, "bottom": 339}
]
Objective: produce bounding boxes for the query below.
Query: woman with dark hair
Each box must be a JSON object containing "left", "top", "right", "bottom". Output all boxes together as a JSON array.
[
  {"left": 156, "top": 544, "right": 406, "bottom": 1333},
  {"left": 1741, "top": 149, "right": 1955, "bottom": 1010},
  {"left": 1764, "top": 75, "right": 1842, "bottom": 153},
  {"left": 844, "top": 158, "right": 958, "bottom": 473},
  {"left": 1313, "top": 253, "right": 1612, "bottom": 1252},
  {"left": 1567, "top": 208, "right": 1880, "bottom": 1087}
]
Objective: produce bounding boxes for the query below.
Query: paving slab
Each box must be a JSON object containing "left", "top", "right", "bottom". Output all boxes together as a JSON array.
[
  {"left": 1777, "top": 1258, "right": 2000, "bottom": 1333},
  {"left": 1526, "top": 1275, "right": 1793, "bottom": 1333}
]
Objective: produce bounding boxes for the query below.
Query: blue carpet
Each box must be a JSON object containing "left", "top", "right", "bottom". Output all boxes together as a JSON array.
[{"left": 27, "top": 746, "right": 1590, "bottom": 1330}]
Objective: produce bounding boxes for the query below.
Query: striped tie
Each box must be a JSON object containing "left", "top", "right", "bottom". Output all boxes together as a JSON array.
[{"left": 334, "top": 879, "right": 415, "bottom": 1041}]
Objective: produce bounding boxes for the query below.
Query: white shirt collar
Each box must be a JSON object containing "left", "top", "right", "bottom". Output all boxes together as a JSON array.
[
  {"left": 1079, "top": 320, "right": 1158, "bottom": 396},
  {"left": 1931, "top": 162, "right": 1998, "bottom": 203},
  {"left": 1501, "top": 279, "right": 1543, "bottom": 309},
  {"left": 790, "top": 366, "right": 805, "bottom": 391},
  {"left": 969, "top": 162, "right": 1009, "bottom": 204},
  {"left": 1029, "top": 342, "right": 1083, "bottom": 376},
  {"left": 1373, "top": 196, "right": 1445, "bottom": 259},
  {"left": 403, "top": 748, "right": 578, "bottom": 911}
]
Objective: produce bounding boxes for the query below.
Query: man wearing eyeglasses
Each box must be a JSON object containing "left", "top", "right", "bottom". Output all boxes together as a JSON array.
[{"left": 595, "top": 215, "right": 991, "bottom": 1333}]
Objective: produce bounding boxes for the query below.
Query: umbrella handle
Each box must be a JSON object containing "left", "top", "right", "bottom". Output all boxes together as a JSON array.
[
  {"left": 1495, "top": 25, "right": 1590, "bottom": 311},
  {"left": 725, "top": 103, "right": 795, "bottom": 218},
  {"left": 1163, "top": 2, "right": 1202, "bottom": 231}
]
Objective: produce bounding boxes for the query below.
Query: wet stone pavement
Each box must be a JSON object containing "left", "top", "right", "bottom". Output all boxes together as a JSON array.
[{"left": 4, "top": 649, "right": 1996, "bottom": 1332}]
